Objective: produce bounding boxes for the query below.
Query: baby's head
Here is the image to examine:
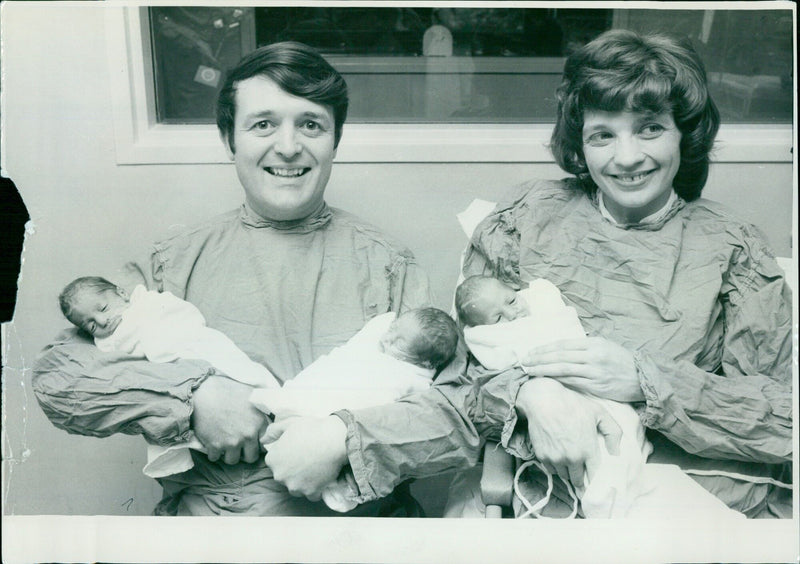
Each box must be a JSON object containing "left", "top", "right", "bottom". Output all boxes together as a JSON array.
[
  {"left": 59, "top": 276, "right": 130, "bottom": 338},
  {"left": 379, "top": 307, "right": 459, "bottom": 373},
  {"left": 455, "top": 275, "right": 528, "bottom": 327}
]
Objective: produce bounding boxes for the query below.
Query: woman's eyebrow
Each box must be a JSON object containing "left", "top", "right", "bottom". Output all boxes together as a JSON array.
[{"left": 582, "top": 122, "right": 608, "bottom": 134}]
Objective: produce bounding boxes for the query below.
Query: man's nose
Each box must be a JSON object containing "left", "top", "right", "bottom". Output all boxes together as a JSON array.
[
  {"left": 613, "top": 135, "right": 645, "bottom": 168},
  {"left": 274, "top": 125, "right": 302, "bottom": 158}
]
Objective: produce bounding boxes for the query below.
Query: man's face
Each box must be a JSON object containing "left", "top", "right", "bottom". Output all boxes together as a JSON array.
[{"left": 225, "top": 76, "right": 337, "bottom": 221}]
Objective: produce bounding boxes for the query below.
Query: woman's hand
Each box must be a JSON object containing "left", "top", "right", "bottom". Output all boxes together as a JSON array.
[
  {"left": 516, "top": 377, "right": 622, "bottom": 488},
  {"left": 263, "top": 415, "right": 348, "bottom": 501},
  {"left": 191, "top": 375, "right": 269, "bottom": 465},
  {"left": 521, "top": 337, "right": 645, "bottom": 402}
]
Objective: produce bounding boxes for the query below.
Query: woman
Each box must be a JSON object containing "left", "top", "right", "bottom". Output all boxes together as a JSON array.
[{"left": 456, "top": 29, "right": 792, "bottom": 518}]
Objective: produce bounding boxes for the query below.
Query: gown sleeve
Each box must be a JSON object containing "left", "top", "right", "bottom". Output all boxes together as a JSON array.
[
  {"left": 636, "top": 225, "right": 793, "bottom": 464},
  {"left": 31, "top": 252, "right": 214, "bottom": 446}
]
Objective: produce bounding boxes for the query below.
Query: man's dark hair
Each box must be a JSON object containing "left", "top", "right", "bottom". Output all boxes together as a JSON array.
[{"left": 216, "top": 41, "right": 349, "bottom": 152}]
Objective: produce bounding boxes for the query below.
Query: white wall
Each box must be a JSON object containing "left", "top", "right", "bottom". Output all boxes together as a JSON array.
[{"left": 1, "top": 3, "right": 794, "bottom": 517}]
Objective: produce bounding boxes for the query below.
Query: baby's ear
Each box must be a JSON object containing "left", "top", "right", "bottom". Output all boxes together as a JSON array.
[{"left": 116, "top": 287, "right": 129, "bottom": 300}]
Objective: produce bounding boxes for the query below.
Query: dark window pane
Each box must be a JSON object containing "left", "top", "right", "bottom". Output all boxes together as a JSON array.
[{"left": 149, "top": 7, "right": 793, "bottom": 125}]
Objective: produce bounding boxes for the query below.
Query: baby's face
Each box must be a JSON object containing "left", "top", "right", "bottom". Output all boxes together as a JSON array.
[
  {"left": 469, "top": 279, "right": 528, "bottom": 325},
  {"left": 70, "top": 288, "right": 129, "bottom": 338},
  {"left": 378, "top": 313, "right": 422, "bottom": 364}
]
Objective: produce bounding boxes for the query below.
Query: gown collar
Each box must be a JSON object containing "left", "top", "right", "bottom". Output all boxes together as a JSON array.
[
  {"left": 240, "top": 201, "right": 333, "bottom": 233},
  {"left": 595, "top": 190, "right": 684, "bottom": 231}
]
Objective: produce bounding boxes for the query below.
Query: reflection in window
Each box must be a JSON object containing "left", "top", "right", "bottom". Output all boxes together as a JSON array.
[{"left": 149, "top": 7, "right": 793, "bottom": 125}]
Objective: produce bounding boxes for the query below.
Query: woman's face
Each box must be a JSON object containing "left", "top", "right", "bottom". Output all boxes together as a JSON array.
[{"left": 582, "top": 110, "right": 682, "bottom": 224}]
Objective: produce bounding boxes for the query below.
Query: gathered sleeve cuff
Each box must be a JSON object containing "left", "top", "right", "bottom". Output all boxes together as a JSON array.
[
  {"left": 471, "top": 363, "right": 536, "bottom": 460},
  {"left": 635, "top": 346, "right": 792, "bottom": 465},
  {"left": 32, "top": 329, "right": 213, "bottom": 446},
  {"left": 336, "top": 341, "right": 483, "bottom": 503}
]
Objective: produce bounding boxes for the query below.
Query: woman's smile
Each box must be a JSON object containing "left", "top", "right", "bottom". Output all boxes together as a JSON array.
[{"left": 583, "top": 110, "right": 681, "bottom": 223}]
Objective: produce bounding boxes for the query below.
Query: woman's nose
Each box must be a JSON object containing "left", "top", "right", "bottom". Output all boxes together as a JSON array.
[
  {"left": 613, "top": 136, "right": 645, "bottom": 167},
  {"left": 274, "top": 126, "right": 302, "bottom": 158}
]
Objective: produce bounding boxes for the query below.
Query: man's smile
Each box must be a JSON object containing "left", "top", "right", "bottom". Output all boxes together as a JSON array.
[{"left": 265, "top": 167, "right": 311, "bottom": 177}]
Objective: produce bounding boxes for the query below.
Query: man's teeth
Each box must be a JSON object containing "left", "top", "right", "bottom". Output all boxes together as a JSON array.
[
  {"left": 267, "top": 167, "right": 307, "bottom": 177},
  {"left": 616, "top": 172, "right": 650, "bottom": 182}
]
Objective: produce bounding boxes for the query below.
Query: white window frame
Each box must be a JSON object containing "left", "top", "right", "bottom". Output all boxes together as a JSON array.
[{"left": 106, "top": 6, "right": 793, "bottom": 165}]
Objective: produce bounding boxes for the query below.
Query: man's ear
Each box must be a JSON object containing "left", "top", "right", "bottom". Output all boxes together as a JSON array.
[{"left": 220, "top": 131, "right": 235, "bottom": 160}]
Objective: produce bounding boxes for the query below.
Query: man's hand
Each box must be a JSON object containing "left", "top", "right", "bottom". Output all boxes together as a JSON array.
[
  {"left": 263, "top": 415, "right": 348, "bottom": 501},
  {"left": 521, "top": 337, "right": 644, "bottom": 402},
  {"left": 516, "top": 377, "right": 622, "bottom": 488},
  {"left": 191, "top": 375, "right": 268, "bottom": 465}
]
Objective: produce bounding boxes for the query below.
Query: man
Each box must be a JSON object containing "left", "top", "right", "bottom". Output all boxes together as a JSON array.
[{"left": 33, "top": 41, "right": 454, "bottom": 516}]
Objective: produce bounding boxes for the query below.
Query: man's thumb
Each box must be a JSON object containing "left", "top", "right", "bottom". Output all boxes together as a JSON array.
[
  {"left": 261, "top": 418, "right": 289, "bottom": 445},
  {"left": 596, "top": 412, "right": 622, "bottom": 456}
]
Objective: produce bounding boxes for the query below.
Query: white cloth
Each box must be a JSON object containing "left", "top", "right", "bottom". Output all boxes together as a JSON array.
[
  {"left": 462, "top": 279, "right": 743, "bottom": 519},
  {"left": 95, "top": 285, "right": 280, "bottom": 478},
  {"left": 250, "top": 312, "right": 435, "bottom": 512}
]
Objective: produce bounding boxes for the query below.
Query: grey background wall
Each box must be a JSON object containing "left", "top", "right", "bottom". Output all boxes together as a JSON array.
[{"left": 1, "top": 3, "right": 794, "bottom": 516}]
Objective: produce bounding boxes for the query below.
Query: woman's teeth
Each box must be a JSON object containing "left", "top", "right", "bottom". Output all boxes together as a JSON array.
[{"left": 615, "top": 171, "right": 651, "bottom": 182}]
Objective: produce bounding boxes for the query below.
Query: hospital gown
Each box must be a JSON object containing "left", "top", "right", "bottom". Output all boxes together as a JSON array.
[{"left": 32, "top": 203, "right": 434, "bottom": 516}]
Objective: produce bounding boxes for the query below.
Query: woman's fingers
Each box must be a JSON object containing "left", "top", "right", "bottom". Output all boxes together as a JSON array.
[{"left": 522, "top": 347, "right": 592, "bottom": 368}]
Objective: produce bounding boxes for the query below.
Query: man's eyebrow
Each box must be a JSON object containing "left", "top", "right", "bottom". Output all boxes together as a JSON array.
[
  {"left": 241, "top": 110, "right": 276, "bottom": 121},
  {"left": 299, "top": 111, "right": 332, "bottom": 122}
]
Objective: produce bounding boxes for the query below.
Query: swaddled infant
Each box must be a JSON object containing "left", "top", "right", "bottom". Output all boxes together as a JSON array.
[
  {"left": 252, "top": 306, "right": 459, "bottom": 512},
  {"left": 455, "top": 275, "right": 743, "bottom": 519}
]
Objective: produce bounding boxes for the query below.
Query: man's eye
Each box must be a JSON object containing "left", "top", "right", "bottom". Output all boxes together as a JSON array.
[
  {"left": 253, "top": 120, "right": 274, "bottom": 131},
  {"left": 302, "top": 120, "right": 324, "bottom": 135}
]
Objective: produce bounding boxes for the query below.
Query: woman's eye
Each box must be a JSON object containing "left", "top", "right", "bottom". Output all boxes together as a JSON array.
[
  {"left": 640, "top": 123, "right": 665, "bottom": 138},
  {"left": 585, "top": 132, "right": 613, "bottom": 146}
]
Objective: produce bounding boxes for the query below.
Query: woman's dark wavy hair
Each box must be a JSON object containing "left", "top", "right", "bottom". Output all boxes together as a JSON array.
[
  {"left": 550, "top": 29, "right": 720, "bottom": 201},
  {"left": 216, "top": 41, "right": 349, "bottom": 152}
]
